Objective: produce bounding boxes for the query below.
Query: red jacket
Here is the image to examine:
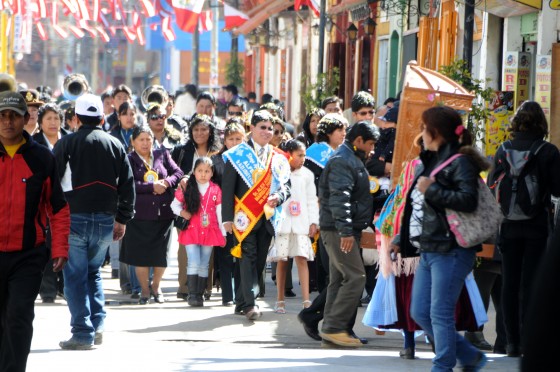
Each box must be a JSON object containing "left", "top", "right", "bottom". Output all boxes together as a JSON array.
[{"left": 0, "top": 132, "right": 70, "bottom": 259}]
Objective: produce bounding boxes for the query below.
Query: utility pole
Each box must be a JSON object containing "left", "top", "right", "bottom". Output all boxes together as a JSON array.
[
  {"left": 463, "top": 0, "right": 475, "bottom": 73},
  {"left": 317, "top": 0, "right": 327, "bottom": 77},
  {"left": 191, "top": 19, "right": 200, "bottom": 87}
]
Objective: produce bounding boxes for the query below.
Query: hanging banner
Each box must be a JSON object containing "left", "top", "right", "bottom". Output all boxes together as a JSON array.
[
  {"left": 534, "top": 55, "right": 552, "bottom": 123},
  {"left": 13, "top": 12, "right": 32, "bottom": 54},
  {"left": 502, "top": 51, "right": 531, "bottom": 110},
  {"left": 485, "top": 91, "right": 515, "bottom": 159}
]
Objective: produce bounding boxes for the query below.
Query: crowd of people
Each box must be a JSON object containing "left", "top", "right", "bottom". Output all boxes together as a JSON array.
[{"left": 1, "top": 76, "right": 559, "bottom": 372}]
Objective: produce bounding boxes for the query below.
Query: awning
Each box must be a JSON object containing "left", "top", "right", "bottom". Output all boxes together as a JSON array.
[
  {"left": 232, "top": 0, "right": 293, "bottom": 36},
  {"left": 327, "top": 0, "right": 368, "bottom": 16},
  {"left": 475, "top": 0, "right": 541, "bottom": 17}
]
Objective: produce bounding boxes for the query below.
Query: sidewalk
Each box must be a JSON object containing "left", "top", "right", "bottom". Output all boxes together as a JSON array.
[{"left": 26, "top": 238, "right": 520, "bottom": 371}]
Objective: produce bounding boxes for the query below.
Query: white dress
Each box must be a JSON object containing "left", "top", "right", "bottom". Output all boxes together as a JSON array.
[{"left": 268, "top": 167, "right": 319, "bottom": 261}]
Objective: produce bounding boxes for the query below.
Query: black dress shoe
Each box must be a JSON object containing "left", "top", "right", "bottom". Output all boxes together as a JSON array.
[
  {"left": 349, "top": 330, "right": 368, "bottom": 344},
  {"left": 399, "top": 347, "right": 415, "bottom": 359},
  {"left": 222, "top": 301, "right": 234, "bottom": 306},
  {"left": 285, "top": 289, "right": 296, "bottom": 298},
  {"left": 464, "top": 331, "right": 493, "bottom": 351},
  {"left": 297, "top": 313, "right": 322, "bottom": 341}
]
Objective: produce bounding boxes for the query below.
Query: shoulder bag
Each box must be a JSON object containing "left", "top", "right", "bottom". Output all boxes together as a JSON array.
[{"left": 430, "top": 154, "right": 503, "bottom": 248}]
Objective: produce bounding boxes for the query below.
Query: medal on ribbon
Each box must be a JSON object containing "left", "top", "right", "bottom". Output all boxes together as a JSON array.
[
  {"left": 144, "top": 170, "right": 159, "bottom": 183},
  {"left": 369, "top": 175, "right": 380, "bottom": 194},
  {"left": 289, "top": 201, "right": 301, "bottom": 216}
]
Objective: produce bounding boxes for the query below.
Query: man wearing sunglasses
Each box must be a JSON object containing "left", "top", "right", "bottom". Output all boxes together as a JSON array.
[
  {"left": 222, "top": 110, "right": 291, "bottom": 321},
  {"left": 226, "top": 98, "right": 246, "bottom": 120}
]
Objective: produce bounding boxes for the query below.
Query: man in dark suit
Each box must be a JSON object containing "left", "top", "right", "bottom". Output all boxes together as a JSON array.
[{"left": 222, "top": 110, "right": 291, "bottom": 320}]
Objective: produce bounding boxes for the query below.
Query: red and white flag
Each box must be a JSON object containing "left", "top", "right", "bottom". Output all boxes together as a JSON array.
[
  {"left": 294, "top": 0, "right": 320, "bottom": 17},
  {"left": 198, "top": 9, "right": 212, "bottom": 33},
  {"left": 162, "top": 16, "right": 176, "bottom": 41},
  {"left": 223, "top": 3, "right": 248, "bottom": 30},
  {"left": 36, "top": 21, "right": 48, "bottom": 40},
  {"left": 139, "top": 0, "right": 157, "bottom": 17},
  {"left": 96, "top": 26, "right": 110, "bottom": 42},
  {"left": 172, "top": 0, "right": 204, "bottom": 33}
]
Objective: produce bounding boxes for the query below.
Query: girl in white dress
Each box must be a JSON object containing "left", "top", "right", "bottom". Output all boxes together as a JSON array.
[{"left": 270, "top": 140, "right": 319, "bottom": 313}]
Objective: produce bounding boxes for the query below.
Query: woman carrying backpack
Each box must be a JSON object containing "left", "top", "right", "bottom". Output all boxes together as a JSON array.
[{"left": 488, "top": 101, "right": 560, "bottom": 357}]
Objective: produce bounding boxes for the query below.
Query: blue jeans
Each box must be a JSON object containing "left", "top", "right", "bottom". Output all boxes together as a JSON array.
[
  {"left": 63, "top": 213, "right": 114, "bottom": 344},
  {"left": 410, "top": 248, "right": 479, "bottom": 372},
  {"left": 186, "top": 245, "right": 213, "bottom": 277}
]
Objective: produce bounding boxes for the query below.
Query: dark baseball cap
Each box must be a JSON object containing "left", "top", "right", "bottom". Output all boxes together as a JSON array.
[{"left": 0, "top": 91, "right": 28, "bottom": 116}]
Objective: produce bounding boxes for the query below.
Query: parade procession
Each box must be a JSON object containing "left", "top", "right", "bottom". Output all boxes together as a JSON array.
[{"left": 1, "top": 1, "right": 560, "bottom": 372}]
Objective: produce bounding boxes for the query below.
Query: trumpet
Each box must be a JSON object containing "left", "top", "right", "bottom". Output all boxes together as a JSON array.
[
  {"left": 62, "top": 73, "right": 90, "bottom": 100},
  {"left": 0, "top": 73, "right": 17, "bottom": 92},
  {"left": 141, "top": 85, "right": 168, "bottom": 110}
]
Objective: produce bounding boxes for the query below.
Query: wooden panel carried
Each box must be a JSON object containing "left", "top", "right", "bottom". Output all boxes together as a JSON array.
[{"left": 391, "top": 61, "right": 475, "bottom": 188}]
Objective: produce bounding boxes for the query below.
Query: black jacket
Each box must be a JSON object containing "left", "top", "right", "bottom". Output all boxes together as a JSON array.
[
  {"left": 53, "top": 125, "right": 135, "bottom": 224},
  {"left": 395, "top": 143, "right": 488, "bottom": 254},
  {"left": 488, "top": 132, "right": 560, "bottom": 239},
  {"left": 318, "top": 142, "right": 373, "bottom": 238},
  {"left": 32, "top": 127, "right": 71, "bottom": 149},
  {"left": 171, "top": 140, "right": 197, "bottom": 175}
]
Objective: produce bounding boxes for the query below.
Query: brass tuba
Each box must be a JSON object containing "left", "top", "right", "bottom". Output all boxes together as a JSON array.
[
  {"left": 62, "top": 73, "right": 90, "bottom": 100},
  {"left": 141, "top": 85, "right": 168, "bottom": 110},
  {"left": 0, "top": 73, "right": 17, "bottom": 92}
]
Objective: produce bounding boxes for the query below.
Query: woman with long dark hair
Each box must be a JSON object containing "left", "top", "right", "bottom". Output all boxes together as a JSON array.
[
  {"left": 488, "top": 101, "right": 560, "bottom": 357},
  {"left": 296, "top": 108, "right": 326, "bottom": 148},
  {"left": 393, "top": 106, "right": 490, "bottom": 370}
]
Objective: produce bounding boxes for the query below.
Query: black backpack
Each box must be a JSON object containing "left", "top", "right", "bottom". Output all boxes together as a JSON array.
[{"left": 493, "top": 140, "right": 547, "bottom": 221}]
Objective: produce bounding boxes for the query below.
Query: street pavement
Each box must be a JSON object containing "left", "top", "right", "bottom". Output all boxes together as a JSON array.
[{"left": 27, "top": 237, "right": 520, "bottom": 372}]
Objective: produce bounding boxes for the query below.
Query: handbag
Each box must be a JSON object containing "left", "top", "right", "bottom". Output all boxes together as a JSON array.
[
  {"left": 174, "top": 216, "right": 190, "bottom": 231},
  {"left": 430, "top": 154, "right": 504, "bottom": 248}
]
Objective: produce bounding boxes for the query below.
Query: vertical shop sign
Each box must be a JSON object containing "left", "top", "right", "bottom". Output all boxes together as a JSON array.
[
  {"left": 485, "top": 91, "right": 515, "bottom": 159},
  {"left": 502, "top": 51, "right": 531, "bottom": 110},
  {"left": 535, "top": 55, "right": 552, "bottom": 123}
]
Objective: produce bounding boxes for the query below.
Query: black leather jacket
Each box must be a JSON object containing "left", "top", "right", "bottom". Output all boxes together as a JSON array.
[
  {"left": 395, "top": 143, "right": 487, "bottom": 254},
  {"left": 318, "top": 142, "right": 373, "bottom": 238}
]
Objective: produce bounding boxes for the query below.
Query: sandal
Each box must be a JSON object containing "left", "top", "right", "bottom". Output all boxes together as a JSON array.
[
  {"left": 302, "top": 300, "right": 312, "bottom": 309},
  {"left": 274, "top": 301, "right": 286, "bottom": 314}
]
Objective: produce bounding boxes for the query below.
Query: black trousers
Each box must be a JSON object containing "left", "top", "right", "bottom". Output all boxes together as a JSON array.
[
  {"left": 299, "top": 235, "right": 359, "bottom": 330},
  {"left": 472, "top": 260, "right": 506, "bottom": 349},
  {"left": 215, "top": 234, "right": 235, "bottom": 303},
  {"left": 235, "top": 220, "right": 272, "bottom": 312},
  {"left": 0, "top": 245, "right": 49, "bottom": 372},
  {"left": 501, "top": 235, "right": 548, "bottom": 347}
]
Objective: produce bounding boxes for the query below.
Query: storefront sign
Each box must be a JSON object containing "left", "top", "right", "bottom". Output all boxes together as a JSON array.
[
  {"left": 485, "top": 91, "right": 515, "bottom": 159},
  {"left": 535, "top": 55, "right": 552, "bottom": 123},
  {"left": 502, "top": 51, "right": 531, "bottom": 110}
]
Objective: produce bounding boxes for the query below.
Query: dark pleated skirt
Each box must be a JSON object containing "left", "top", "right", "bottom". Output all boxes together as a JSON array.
[{"left": 120, "top": 218, "right": 173, "bottom": 267}]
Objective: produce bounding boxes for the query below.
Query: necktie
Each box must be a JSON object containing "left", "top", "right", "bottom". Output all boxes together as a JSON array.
[{"left": 258, "top": 147, "right": 265, "bottom": 162}]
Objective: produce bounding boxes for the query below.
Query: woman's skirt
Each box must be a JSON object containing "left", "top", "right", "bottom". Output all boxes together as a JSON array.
[{"left": 120, "top": 218, "right": 173, "bottom": 267}]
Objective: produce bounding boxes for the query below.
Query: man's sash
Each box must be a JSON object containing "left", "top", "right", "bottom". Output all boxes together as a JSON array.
[
  {"left": 223, "top": 143, "right": 289, "bottom": 257},
  {"left": 305, "top": 142, "right": 334, "bottom": 169}
]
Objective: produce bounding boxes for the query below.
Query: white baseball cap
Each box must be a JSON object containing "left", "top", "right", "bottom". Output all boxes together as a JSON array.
[{"left": 75, "top": 93, "right": 103, "bottom": 117}]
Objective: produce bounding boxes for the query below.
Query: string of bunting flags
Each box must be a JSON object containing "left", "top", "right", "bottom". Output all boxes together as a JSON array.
[{"left": 0, "top": 0, "right": 316, "bottom": 45}]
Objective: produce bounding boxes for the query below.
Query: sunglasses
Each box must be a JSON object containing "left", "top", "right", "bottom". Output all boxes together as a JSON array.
[
  {"left": 149, "top": 114, "right": 166, "bottom": 120},
  {"left": 228, "top": 111, "right": 243, "bottom": 117},
  {"left": 357, "top": 110, "right": 375, "bottom": 116},
  {"left": 274, "top": 130, "right": 284, "bottom": 136},
  {"left": 258, "top": 125, "right": 273, "bottom": 131}
]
